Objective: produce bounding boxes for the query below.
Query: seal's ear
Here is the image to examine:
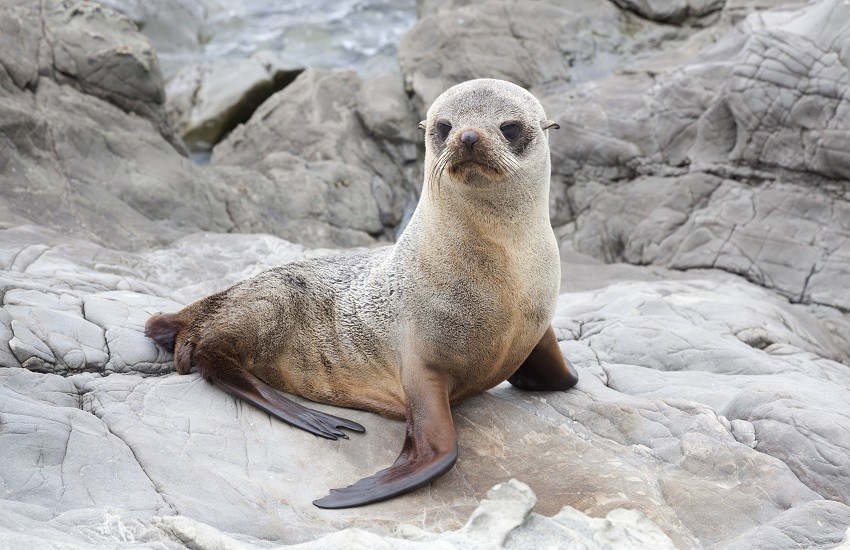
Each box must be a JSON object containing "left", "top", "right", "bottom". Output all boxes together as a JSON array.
[
  {"left": 418, "top": 120, "right": 427, "bottom": 130},
  {"left": 541, "top": 120, "right": 560, "bottom": 130}
]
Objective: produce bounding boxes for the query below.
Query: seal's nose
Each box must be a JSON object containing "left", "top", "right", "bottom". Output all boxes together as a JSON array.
[{"left": 460, "top": 130, "right": 479, "bottom": 149}]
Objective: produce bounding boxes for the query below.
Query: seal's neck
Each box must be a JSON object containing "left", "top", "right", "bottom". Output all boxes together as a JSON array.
[
  {"left": 393, "top": 174, "right": 559, "bottom": 306},
  {"left": 418, "top": 174, "right": 552, "bottom": 237}
]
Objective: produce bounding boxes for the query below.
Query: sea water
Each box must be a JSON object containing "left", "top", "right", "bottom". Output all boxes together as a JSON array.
[{"left": 138, "top": 0, "right": 418, "bottom": 79}]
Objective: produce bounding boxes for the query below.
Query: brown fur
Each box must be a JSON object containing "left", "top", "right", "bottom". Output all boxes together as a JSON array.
[{"left": 146, "top": 77, "right": 561, "bottom": 451}]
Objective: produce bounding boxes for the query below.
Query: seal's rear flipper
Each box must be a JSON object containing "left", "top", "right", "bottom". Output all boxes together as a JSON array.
[
  {"left": 145, "top": 313, "right": 185, "bottom": 353},
  {"left": 508, "top": 325, "right": 578, "bottom": 391},
  {"left": 193, "top": 345, "right": 365, "bottom": 440},
  {"left": 313, "top": 368, "right": 457, "bottom": 508}
]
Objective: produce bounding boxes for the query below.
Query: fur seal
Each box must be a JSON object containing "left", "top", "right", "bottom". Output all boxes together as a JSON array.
[{"left": 145, "top": 78, "right": 578, "bottom": 509}]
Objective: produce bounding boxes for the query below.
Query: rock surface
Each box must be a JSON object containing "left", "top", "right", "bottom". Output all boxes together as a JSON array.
[
  {"left": 1, "top": 225, "right": 849, "bottom": 548},
  {"left": 0, "top": 478, "right": 677, "bottom": 549},
  {"left": 0, "top": 0, "right": 405, "bottom": 250},
  {"left": 212, "top": 68, "right": 421, "bottom": 236},
  {"left": 2, "top": 0, "right": 850, "bottom": 548},
  {"left": 399, "top": 0, "right": 670, "bottom": 111},
  {"left": 610, "top": 0, "right": 725, "bottom": 24},
  {"left": 165, "top": 52, "right": 303, "bottom": 151},
  {"left": 534, "top": 0, "right": 850, "bottom": 325}
]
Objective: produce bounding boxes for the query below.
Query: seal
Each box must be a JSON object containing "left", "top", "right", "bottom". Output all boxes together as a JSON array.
[{"left": 145, "top": 78, "right": 578, "bottom": 509}]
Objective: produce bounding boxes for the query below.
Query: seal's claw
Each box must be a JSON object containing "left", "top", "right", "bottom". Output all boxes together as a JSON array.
[{"left": 294, "top": 411, "right": 358, "bottom": 440}]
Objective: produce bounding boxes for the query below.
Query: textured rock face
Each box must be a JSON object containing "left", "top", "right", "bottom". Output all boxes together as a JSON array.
[
  {"left": 1, "top": 226, "right": 850, "bottom": 548},
  {"left": 399, "top": 0, "right": 655, "bottom": 111},
  {"left": 34, "top": 0, "right": 172, "bottom": 138},
  {"left": 212, "top": 68, "right": 421, "bottom": 236},
  {"left": 0, "top": 0, "right": 407, "bottom": 250},
  {"left": 567, "top": 174, "right": 850, "bottom": 317},
  {"left": 524, "top": 0, "right": 850, "bottom": 323},
  {"left": 0, "top": 477, "right": 677, "bottom": 549},
  {"left": 165, "top": 52, "right": 303, "bottom": 151},
  {"left": 644, "top": 0, "right": 850, "bottom": 178},
  {"left": 610, "top": 0, "right": 725, "bottom": 24}
]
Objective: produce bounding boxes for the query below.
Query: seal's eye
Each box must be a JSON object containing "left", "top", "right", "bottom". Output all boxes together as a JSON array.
[
  {"left": 500, "top": 122, "right": 522, "bottom": 141},
  {"left": 436, "top": 121, "right": 452, "bottom": 142}
]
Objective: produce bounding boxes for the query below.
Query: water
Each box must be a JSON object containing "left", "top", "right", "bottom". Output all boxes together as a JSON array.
[{"left": 154, "top": 0, "right": 417, "bottom": 79}]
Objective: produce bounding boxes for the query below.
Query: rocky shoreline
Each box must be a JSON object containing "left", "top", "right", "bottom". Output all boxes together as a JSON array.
[{"left": 1, "top": 0, "right": 849, "bottom": 548}]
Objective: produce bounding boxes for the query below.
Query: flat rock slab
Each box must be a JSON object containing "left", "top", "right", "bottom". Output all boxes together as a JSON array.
[{"left": 1, "top": 225, "right": 849, "bottom": 548}]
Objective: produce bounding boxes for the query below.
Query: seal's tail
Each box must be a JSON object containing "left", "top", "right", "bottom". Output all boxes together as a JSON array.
[{"left": 145, "top": 312, "right": 185, "bottom": 354}]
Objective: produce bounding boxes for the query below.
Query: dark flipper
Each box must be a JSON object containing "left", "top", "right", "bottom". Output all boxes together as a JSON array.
[
  {"left": 508, "top": 325, "right": 578, "bottom": 391},
  {"left": 313, "top": 368, "right": 457, "bottom": 508},
  {"left": 145, "top": 313, "right": 184, "bottom": 353},
  {"left": 193, "top": 346, "right": 365, "bottom": 440}
]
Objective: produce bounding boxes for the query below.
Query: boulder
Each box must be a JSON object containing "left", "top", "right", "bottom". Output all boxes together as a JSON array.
[
  {"left": 399, "top": 0, "right": 624, "bottom": 111},
  {"left": 165, "top": 52, "right": 303, "bottom": 151},
  {"left": 0, "top": 0, "right": 414, "bottom": 250},
  {"left": 533, "top": 0, "right": 850, "bottom": 315},
  {"left": 610, "top": 0, "right": 725, "bottom": 24},
  {"left": 212, "top": 69, "right": 421, "bottom": 239},
  {"left": 0, "top": 0, "right": 176, "bottom": 145}
]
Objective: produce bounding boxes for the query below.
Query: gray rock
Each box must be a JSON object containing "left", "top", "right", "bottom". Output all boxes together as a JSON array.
[
  {"left": 45, "top": 1, "right": 163, "bottom": 108},
  {"left": 1, "top": 224, "right": 849, "bottom": 548},
  {"left": 564, "top": 172, "right": 850, "bottom": 317},
  {"left": 96, "top": 0, "right": 222, "bottom": 61},
  {"left": 38, "top": 0, "right": 180, "bottom": 147},
  {"left": 398, "top": 0, "right": 630, "bottom": 111},
  {"left": 647, "top": 0, "right": 850, "bottom": 179},
  {"left": 0, "top": 72, "right": 232, "bottom": 249},
  {"left": 0, "top": 1, "right": 414, "bottom": 250},
  {"left": 165, "top": 52, "right": 303, "bottom": 151},
  {"left": 610, "top": 0, "right": 725, "bottom": 24},
  {"left": 536, "top": 0, "right": 850, "bottom": 317},
  {"left": 542, "top": 0, "right": 850, "bottom": 177},
  {"left": 212, "top": 69, "right": 419, "bottom": 240},
  {"left": 0, "top": 225, "right": 308, "bottom": 375},
  {"left": 0, "top": 477, "right": 675, "bottom": 549}
]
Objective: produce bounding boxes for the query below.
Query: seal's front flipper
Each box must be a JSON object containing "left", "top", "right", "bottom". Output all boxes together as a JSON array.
[
  {"left": 313, "top": 369, "right": 457, "bottom": 509},
  {"left": 193, "top": 345, "right": 365, "bottom": 440},
  {"left": 508, "top": 325, "right": 578, "bottom": 391}
]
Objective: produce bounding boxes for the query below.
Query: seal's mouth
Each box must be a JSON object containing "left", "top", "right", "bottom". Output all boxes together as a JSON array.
[
  {"left": 447, "top": 159, "right": 504, "bottom": 180},
  {"left": 445, "top": 140, "right": 508, "bottom": 181}
]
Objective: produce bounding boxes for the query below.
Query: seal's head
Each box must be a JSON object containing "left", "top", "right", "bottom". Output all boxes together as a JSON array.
[{"left": 420, "top": 79, "right": 559, "bottom": 190}]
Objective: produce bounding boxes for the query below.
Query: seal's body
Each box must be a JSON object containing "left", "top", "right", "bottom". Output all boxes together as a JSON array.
[{"left": 146, "top": 78, "right": 578, "bottom": 508}]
